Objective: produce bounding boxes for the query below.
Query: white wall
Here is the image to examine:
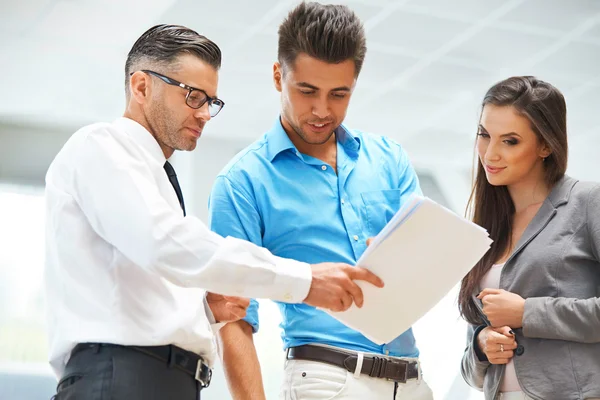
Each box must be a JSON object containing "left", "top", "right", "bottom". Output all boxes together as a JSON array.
[{"left": 0, "top": 121, "right": 74, "bottom": 186}]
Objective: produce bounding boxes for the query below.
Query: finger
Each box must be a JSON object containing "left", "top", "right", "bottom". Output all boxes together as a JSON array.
[
  {"left": 332, "top": 295, "right": 348, "bottom": 312},
  {"left": 344, "top": 279, "right": 364, "bottom": 308},
  {"left": 340, "top": 291, "right": 353, "bottom": 311},
  {"left": 493, "top": 334, "right": 517, "bottom": 345},
  {"left": 226, "top": 303, "right": 248, "bottom": 318},
  {"left": 493, "top": 343, "right": 513, "bottom": 353},
  {"left": 348, "top": 267, "right": 384, "bottom": 288},
  {"left": 224, "top": 296, "right": 251, "bottom": 308},
  {"left": 487, "top": 335, "right": 517, "bottom": 349},
  {"left": 496, "top": 349, "right": 515, "bottom": 359},
  {"left": 477, "top": 288, "right": 503, "bottom": 299},
  {"left": 226, "top": 303, "right": 247, "bottom": 320},
  {"left": 492, "top": 326, "right": 515, "bottom": 337},
  {"left": 326, "top": 289, "right": 343, "bottom": 312},
  {"left": 480, "top": 295, "right": 492, "bottom": 305},
  {"left": 489, "top": 337, "right": 517, "bottom": 350},
  {"left": 489, "top": 357, "right": 510, "bottom": 365},
  {"left": 331, "top": 301, "right": 344, "bottom": 313},
  {"left": 501, "top": 342, "right": 518, "bottom": 351},
  {"left": 480, "top": 295, "right": 499, "bottom": 307},
  {"left": 366, "top": 238, "right": 374, "bottom": 247},
  {"left": 205, "top": 292, "right": 220, "bottom": 301}
]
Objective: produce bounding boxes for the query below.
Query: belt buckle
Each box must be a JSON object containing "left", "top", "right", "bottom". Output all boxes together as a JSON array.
[
  {"left": 195, "top": 360, "right": 212, "bottom": 388},
  {"left": 385, "top": 359, "right": 409, "bottom": 383}
]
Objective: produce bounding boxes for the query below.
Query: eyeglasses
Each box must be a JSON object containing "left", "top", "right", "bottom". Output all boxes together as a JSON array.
[{"left": 138, "top": 70, "right": 225, "bottom": 117}]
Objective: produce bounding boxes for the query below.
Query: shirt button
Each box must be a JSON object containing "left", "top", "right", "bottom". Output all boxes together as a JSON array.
[
  {"left": 321, "top": 165, "right": 327, "bottom": 171},
  {"left": 283, "top": 293, "right": 293, "bottom": 301},
  {"left": 341, "top": 199, "right": 345, "bottom": 204},
  {"left": 515, "top": 345, "right": 525, "bottom": 356},
  {"left": 353, "top": 235, "right": 359, "bottom": 241},
  {"left": 385, "top": 350, "right": 390, "bottom": 355}
]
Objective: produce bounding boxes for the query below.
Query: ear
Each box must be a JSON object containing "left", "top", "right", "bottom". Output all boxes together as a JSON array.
[
  {"left": 129, "top": 71, "right": 151, "bottom": 105},
  {"left": 273, "top": 62, "right": 283, "bottom": 93},
  {"left": 538, "top": 141, "right": 552, "bottom": 159}
]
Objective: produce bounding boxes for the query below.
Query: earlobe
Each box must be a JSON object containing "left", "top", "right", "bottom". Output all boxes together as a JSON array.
[{"left": 273, "top": 62, "right": 282, "bottom": 92}]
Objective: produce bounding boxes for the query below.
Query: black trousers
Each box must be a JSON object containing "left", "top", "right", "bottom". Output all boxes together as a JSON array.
[{"left": 53, "top": 344, "right": 203, "bottom": 400}]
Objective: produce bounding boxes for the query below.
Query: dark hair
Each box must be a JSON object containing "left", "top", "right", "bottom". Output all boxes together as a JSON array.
[
  {"left": 278, "top": 1, "right": 367, "bottom": 76},
  {"left": 124, "top": 24, "right": 221, "bottom": 98},
  {"left": 458, "top": 76, "right": 568, "bottom": 325}
]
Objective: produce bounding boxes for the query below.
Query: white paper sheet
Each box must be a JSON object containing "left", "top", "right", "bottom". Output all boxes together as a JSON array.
[{"left": 325, "top": 195, "right": 492, "bottom": 344}]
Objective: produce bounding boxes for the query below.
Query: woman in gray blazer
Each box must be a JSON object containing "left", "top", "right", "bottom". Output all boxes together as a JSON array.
[{"left": 458, "top": 76, "right": 600, "bottom": 400}]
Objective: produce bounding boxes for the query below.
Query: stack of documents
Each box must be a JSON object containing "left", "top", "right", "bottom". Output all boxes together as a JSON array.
[{"left": 326, "top": 195, "right": 492, "bottom": 344}]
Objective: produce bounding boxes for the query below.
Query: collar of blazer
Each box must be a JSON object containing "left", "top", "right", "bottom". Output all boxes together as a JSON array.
[
  {"left": 500, "top": 174, "right": 578, "bottom": 267},
  {"left": 507, "top": 175, "right": 577, "bottom": 264},
  {"left": 547, "top": 175, "right": 578, "bottom": 209}
]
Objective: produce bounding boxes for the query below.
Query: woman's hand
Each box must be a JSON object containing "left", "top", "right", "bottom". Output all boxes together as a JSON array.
[
  {"left": 478, "top": 288, "right": 525, "bottom": 328},
  {"left": 477, "top": 326, "right": 517, "bottom": 364}
]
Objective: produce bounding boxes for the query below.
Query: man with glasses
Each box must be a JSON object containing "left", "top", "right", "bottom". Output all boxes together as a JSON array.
[
  {"left": 209, "top": 3, "right": 434, "bottom": 400},
  {"left": 44, "top": 24, "right": 383, "bottom": 400}
]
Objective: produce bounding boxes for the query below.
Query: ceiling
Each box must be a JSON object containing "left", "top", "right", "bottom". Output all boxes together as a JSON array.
[{"left": 1, "top": 0, "right": 599, "bottom": 170}]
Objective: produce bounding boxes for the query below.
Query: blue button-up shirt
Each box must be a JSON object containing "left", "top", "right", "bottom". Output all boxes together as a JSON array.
[{"left": 208, "top": 118, "right": 422, "bottom": 357}]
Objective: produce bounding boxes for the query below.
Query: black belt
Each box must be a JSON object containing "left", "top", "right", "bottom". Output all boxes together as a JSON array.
[
  {"left": 287, "top": 345, "right": 419, "bottom": 383},
  {"left": 71, "top": 343, "right": 212, "bottom": 388}
]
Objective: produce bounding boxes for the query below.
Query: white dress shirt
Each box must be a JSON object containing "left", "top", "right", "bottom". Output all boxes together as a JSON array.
[{"left": 44, "top": 117, "right": 311, "bottom": 378}]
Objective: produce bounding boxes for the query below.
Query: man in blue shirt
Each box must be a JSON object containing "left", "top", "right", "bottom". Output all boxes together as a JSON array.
[{"left": 209, "top": 2, "right": 434, "bottom": 399}]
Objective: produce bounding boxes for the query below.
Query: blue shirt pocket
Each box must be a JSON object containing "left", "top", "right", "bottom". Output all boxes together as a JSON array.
[{"left": 360, "top": 189, "right": 402, "bottom": 237}]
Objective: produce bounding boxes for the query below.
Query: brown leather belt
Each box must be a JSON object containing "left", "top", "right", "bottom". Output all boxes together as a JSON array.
[{"left": 287, "top": 344, "right": 419, "bottom": 383}]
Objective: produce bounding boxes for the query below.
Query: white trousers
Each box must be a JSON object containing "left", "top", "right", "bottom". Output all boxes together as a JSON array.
[{"left": 279, "top": 359, "right": 433, "bottom": 400}]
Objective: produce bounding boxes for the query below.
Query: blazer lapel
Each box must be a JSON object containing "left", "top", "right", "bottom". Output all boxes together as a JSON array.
[
  {"left": 504, "top": 175, "right": 577, "bottom": 266},
  {"left": 504, "top": 202, "right": 556, "bottom": 265}
]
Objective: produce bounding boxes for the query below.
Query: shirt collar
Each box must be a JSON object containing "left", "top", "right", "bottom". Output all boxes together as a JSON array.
[
  {"left": 265, "top": 117, "right": 361, "bottom": 162},
  {"left": 113, "top": 117, "right": 167, "bottom": 165},
  {"left": 336, "top": 123, "right": 361, "bottom": 156},
  {"left": 265, "top": 118, "right": 297, "bottom": 162}
]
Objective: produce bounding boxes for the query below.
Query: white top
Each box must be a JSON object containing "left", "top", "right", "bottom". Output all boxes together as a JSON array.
[
  {"left": 44, "top": 117, "right": 312, "bottom": 377},
  {"left": 480, "top": 263, "right": 521, "bottom": 393}
]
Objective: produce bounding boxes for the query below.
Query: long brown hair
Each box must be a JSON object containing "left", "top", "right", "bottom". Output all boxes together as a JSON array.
[{"left": 458, "top": 76, "right": 569, "bottom": 325}]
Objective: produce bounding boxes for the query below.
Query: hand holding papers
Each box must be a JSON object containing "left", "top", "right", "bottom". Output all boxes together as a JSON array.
[{"left": 325, "top": 195, "right": 493, "bottom": 344}]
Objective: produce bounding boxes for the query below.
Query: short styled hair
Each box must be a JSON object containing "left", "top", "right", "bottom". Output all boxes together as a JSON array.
[
  {"left": 124, "top": 24, "right": 221, "bottom": 98},
  {"left": 278, "top": 2, "right": 367, "bottom": 76}
]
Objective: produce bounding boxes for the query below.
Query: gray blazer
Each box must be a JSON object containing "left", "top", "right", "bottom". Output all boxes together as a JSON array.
[{"left": 461, "top": 176, "right": 600, "bottom": 400}]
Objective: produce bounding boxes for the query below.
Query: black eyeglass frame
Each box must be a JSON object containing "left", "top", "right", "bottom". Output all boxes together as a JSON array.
[{"left": 134, "top": 69, "right": 225, "bottom": 117}]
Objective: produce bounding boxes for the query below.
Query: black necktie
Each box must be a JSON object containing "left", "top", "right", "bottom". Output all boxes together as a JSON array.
[{"left": 164, "top": 161, "right": 186, "bottom": 216}]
